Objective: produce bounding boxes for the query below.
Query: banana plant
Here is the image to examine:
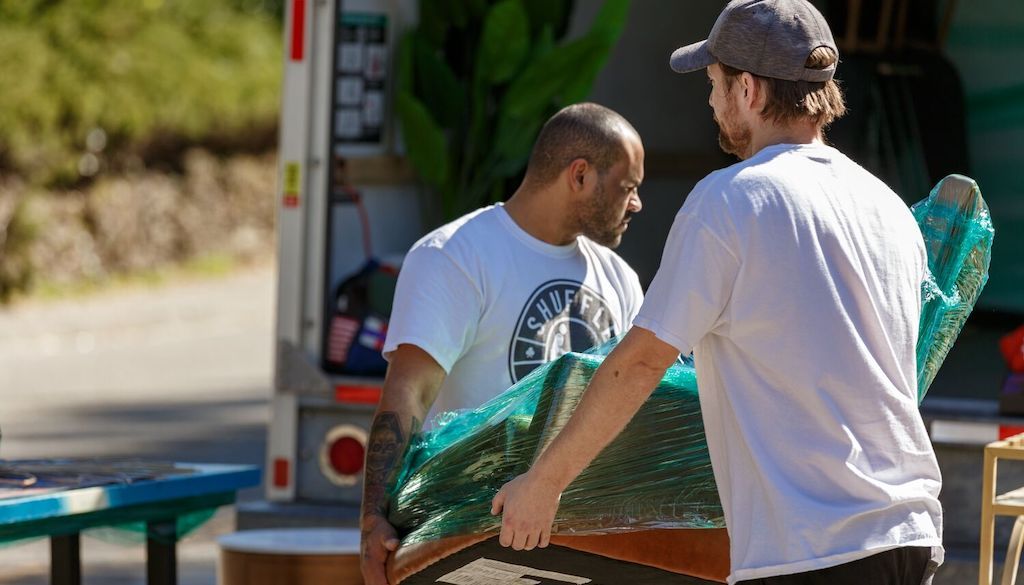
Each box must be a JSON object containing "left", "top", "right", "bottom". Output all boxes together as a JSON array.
[{"left": 396, "top": 0, "right": 631, "bottom": 223}]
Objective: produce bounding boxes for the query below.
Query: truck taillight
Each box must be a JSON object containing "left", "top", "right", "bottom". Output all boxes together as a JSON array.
[
  {"left": 319, "top": 424, "right": 368, "bottom": 487},
  {"left": 329, "top": 436, "right": 365, "bottom": 476},
  {"left": 290, "top": 0, "right": 305, "bottom": 62},
  {"left": 273, "top": 458, "right": 290, "bottom": 488}
]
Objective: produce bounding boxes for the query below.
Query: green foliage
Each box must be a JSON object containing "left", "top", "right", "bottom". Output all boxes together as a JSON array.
[
  {"left": 477, "top": 0, "right": 530, "bottom": 85},
  {"left": 0, "top": 195, "right": 37, "bottom": 302},
  {"left": 397, "top": 0, "right": 631, "bottom": 222},
  {"left": 396, "top": 93, "right": 449, "bottom": 194},
  {"left": 0, "top": 0, "right": 283, "bottom": 185}
]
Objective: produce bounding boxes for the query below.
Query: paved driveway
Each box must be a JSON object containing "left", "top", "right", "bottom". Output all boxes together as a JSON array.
[{"left": 0, "top": 264, "right": 274, "bottom": 584}]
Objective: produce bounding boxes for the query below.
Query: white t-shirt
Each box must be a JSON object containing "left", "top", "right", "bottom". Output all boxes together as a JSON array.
[
  {"left": 633, "top": 143, "right": 942, "bottom": 583},
  {"left": 384, "top": 204, "right": 643, "bottom": 426}
]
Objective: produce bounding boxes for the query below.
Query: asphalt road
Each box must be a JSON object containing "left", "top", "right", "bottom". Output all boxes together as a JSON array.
[{"left": 0, "top": 264, "right": 275, "bottom": 584}]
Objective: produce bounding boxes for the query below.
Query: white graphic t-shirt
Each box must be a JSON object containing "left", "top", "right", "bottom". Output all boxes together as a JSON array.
[
  {"left": 384, "top": 204, "right": 643, "bottom": 425},
  {"left": 634, "top": 143, "right": 942, "bottom": 583}
]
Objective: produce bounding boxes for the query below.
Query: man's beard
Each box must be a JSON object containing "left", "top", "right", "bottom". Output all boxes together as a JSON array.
[
  {"left": 715, "top": 100, "right": 752, "bottom": 159},
  {"left": 578, "top": 180, "right": 628, "bottom": 248}
]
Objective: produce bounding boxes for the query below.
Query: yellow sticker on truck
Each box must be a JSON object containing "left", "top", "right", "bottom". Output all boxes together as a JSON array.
[{"left": 283, "top": 162, "right": 301, "bottom": 208}]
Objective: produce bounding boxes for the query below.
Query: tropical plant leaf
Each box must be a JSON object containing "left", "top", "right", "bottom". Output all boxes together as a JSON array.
[
  {"left": 418, "top": 0, "right": 449, "bottom": 48},
  {"left": 492, "top": 113, "right": 542, "bottom": 166},
  {"left": 521, "top": 0, "right": 572, "bottom": 41},
  {"left": 589, "top": 0, "right": 630, "bottom": 39},
  {"left": 477, "top": 0, "right": 531, "bottom": 85},
  {"left": 559, "top": 46, "right": 618, "bottom": 105},
  {"left": 402, "top": 0, "right": 631, "bottom": 221},
  {"left": 531, "top": 24, "right": 556, "bottom": 62},
  {"left": 396, "top": 91, "right": 450, "bottom": 189},
  {"left": 491, "top": 115, "right": 544, "bottom": 178},
  {"left": 441, "top": 0, "right": 469, "bottom": 29},
  {"left": 396, "top": 31, "right": 414, "bottom": 93},
  {"left": 501, "top": 34, "right": 604, "bottom": 119},
  {"left": 413, "top": 34, "right": 465, "bottom": 129},
  {"left": 562, "top": 0, "right": 631, "bottom": 103},
  {"left": 461, "top": 81, "right": 488, "bottom": 193},
  {"left": 465, "top": 0, "right": 490, "bottom": 21}
]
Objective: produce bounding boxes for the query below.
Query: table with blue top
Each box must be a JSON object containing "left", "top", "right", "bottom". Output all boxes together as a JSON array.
[{"left": 0, "top": 460, "right": 261, "bottom": 585}]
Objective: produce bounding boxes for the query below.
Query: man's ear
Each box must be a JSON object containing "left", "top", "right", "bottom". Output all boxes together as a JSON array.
[
  {"left": 566, "top": 158, "right": 589, "bottom": 193},
  {"left": 741, "top": 72, "right": 764, "bottom": 114}
]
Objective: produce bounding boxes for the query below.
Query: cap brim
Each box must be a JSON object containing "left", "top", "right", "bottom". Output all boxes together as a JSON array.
[{"left": 670, "top": 40, "right": 716, "bottom": 73}]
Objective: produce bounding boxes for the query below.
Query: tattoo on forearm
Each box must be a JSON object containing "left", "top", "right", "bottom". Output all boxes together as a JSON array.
[
  {"left": 364, "top": 411, "right": 404, "bottom": 517},
  {"left": 363, "top": 413, "right": 423, "bottom": 520}
]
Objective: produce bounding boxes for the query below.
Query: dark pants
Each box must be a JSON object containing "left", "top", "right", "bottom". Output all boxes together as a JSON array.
[{"left": 737, "top": 547, "right": 937, "bottom": 585}]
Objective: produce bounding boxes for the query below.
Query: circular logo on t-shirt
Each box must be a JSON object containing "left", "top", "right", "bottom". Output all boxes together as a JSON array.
[{"left": 508, "top": 280, "right": 619, "bottom": 383}]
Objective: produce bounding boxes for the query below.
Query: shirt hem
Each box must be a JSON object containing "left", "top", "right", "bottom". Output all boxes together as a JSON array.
[
  {"left": 631, "top": 317, "right": 694, "bottom": 356},
  {"left": 727, "top": 539, "right": 944, "bottom": 584},
  {"left": 382, "top": 336, "right": 457, "bottom": 374}
]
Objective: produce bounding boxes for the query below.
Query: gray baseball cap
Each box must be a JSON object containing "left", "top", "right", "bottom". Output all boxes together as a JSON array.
[{"left": 670, "top": 0, "right": 838, "bottom": 82}]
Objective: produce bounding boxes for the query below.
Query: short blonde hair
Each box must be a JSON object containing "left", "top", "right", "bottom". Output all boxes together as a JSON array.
[{"left": 722, "top": 47, "right": 846, "bottom": 129}]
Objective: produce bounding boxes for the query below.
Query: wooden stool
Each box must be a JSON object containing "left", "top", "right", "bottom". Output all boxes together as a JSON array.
[
  {"left": 218, "top": 528, "right": 362, "bottom": 585},
  {"left": 981, "top": 433, "right": 1024, "bottom": 585}
]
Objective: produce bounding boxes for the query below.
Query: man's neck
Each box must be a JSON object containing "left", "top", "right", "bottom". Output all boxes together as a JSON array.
[
  {"left": 503, "top": 186, "right": 578, "bottom": 246},
  {"left": 745, "top": 121, "right": 822, "bottom": 159}
]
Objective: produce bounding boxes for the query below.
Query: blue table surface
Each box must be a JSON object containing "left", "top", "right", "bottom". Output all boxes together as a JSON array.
[{"left": 0, "top": 463, "right": 261, "bottom": 525}]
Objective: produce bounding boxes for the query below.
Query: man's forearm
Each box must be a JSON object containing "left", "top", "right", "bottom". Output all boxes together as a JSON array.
[
  {"left": 362, "top": 410, "right": 421, "bottom": 521},
  {"left": 361, "top": 344, "right": 446, "bottom": 530}
]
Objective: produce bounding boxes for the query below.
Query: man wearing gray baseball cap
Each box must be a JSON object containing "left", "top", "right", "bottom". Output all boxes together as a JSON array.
[{"left": 491, "top": 1, "right": 943, "bottom": 584}]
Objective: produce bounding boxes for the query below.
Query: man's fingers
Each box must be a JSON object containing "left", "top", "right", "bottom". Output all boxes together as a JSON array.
[
  {"left": 511, "top": 528, "right": 530, "bottom": 551},
  {"left": 499, "top": 523, "right": 514, "bottom": 547},
  {"left": 491, "top": 487, "right": 506, "bottom": 516},
  {"left": 539, "top": 529, "right": 551, "bottom": 549},
  {"left": 361, "top": 559, "right": 389, "bottom": 585},
  {"left": 361, "top": 521, "right": 399, "bottom": 585},
  {"left": 524, "top": 531, "right": 539, "bottom": 551},
  {"left": 366, "top": 543, "right": 389, "bottom": 562},
  {"left": 498, "top": 500, "right": 515, "bottom": 548},
  {"left": 370, "top": 521, "right": 399, "bottom": 552}
]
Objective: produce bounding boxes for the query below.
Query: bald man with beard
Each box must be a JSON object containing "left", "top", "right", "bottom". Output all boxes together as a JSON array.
[{"left": 360, "top": 102, "right": 647, "bottom": 585}]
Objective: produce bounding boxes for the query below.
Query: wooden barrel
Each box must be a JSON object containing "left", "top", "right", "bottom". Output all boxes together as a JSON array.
[{"left": 218, "top": 528, "right": 362, "bottom": 585}]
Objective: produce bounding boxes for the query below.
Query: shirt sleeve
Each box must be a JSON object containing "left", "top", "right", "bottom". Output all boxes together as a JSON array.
[
  {"left": 633, "top": 211, "right": 740, "bottom": 355},
  {"left": 623, "top": 266, "right": 645, "bottom": 327},
  {"left": 383, "top": 246, "right": 483, "bottom": 373}
]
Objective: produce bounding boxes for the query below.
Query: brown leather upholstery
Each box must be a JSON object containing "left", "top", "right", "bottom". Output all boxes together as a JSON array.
[
  {"left": 387, "top": 528, "right": 730, "bottom": 584},
  {"left": 388, "top": 533, "right": 491, "bottom": 584},
  {"left": 551, "top": 528, "right": 729, "bottom": 582}
]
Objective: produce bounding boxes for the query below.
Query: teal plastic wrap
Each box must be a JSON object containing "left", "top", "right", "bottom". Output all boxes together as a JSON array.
[
  {"left": 389, "top": 174, "right": 994, "bottom": 545},
  {"left": 914, "top": 174, "right": 994, "bottom": 400},
  {"left": 389, "top": 352, "right": 718, "bottom": 545}
]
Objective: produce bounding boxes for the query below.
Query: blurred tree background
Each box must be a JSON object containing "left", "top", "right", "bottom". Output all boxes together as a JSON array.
[{"left": 0, "top": 0, "right": 284, "bottom": 300}]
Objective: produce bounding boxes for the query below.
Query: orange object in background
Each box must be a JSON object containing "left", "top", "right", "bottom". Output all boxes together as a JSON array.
[{"left": 219, "top": 529, "right": 362, "bottom": 585}]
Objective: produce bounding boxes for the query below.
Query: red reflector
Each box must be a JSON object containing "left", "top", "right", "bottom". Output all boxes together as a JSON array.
[
  {"left": 1002, "top": 325, "right": 1024, "bottom": 373},
  {"left": 290, "top": 0, "right": 306, "bottom": 61},
  {"left": 330, "top": 437, "right": 365, "bottom": 476},
  {"left": 273, "top": 458, "right": 290, "bottom": 488},
  {"left": 1000, "top": 426, "right": 1024, "bottom": 441},
  {"left": 335, "top": 385, "right": 382, "bottom": 404}
]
